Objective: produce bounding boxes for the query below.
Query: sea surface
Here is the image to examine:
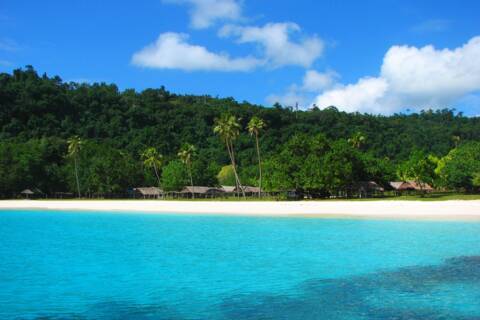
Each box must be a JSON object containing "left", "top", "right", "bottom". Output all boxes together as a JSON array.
[{"left": 1, "top": 210, "right": 480, "bottom": 319}]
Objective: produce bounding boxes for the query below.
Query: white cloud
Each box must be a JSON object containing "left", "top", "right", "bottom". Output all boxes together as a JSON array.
[
  {"left": 131, "top": 32, "right": 261, "bottom": 72},
  {"left": 164, "top": 0, "right": 242, "bottom": 29},
  {"left": 267, "top": 70, "right": 337, "bottom": 107},
  {"left": 302, "top": 70, "right": 338, "bottom": 92},
  {"left": 315, "top": 77, "right": 389, "bottom": 113},
  {"left": 313, "top": 36, "right": 480, "bottom": 114},
  {"left": 220, "top": 22, "right": 323, "bottom": 68}
]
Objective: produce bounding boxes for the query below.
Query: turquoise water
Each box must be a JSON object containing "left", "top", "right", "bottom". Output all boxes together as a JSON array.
[{"left": 1, "top": 210, "right": 480, "bottom": 319}]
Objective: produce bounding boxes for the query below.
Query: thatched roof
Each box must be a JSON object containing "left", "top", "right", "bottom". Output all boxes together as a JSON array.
[
  {"left": 389, "top": 181, "right": 433, "bottom": 191},
  {"left": 240, "top": 186, "right": 261, "bottom": 193},
  {"left": 389, "top": 181, "right": 415, "bottom": 191},
  {"left": 21, "top": 188, "right": 43, "bottom": 195},
  {"left": 221, "top": 186, "right": 236, "bottom": 193},
  {"left": 181, "top": 186, "right": 224, "bottom": 194},
  {"left": 134, "top": 187, "right": 162, "bottom": 196},
  {"left": 407, "top": 181, "right": 434, "bottom": 191},
  {"left": 353, "top": 181, "right": 384, "bottom": 192}
]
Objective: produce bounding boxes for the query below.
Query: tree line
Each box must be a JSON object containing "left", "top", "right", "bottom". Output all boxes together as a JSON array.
[{"left": 0, "top": 66, "right": 479, "bottom": 198}]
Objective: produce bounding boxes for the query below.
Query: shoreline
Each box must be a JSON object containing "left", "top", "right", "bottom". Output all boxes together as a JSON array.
[{"left": 1, "top": 200, "right": 480, "bottom": 220}]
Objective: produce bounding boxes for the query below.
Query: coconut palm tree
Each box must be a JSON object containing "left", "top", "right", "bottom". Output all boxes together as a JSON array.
[
  {"left": 348, "top": 132, "right": 366, "bottom": 149},
  {"left": 141, "top": 147, "right": 163, "bottom": 189},
  {"left": 178, "top": 143, "right": 196, "bottom": 199},
  {"left": 67, "top": 136, "right": 83, "bottom": 198},
  {"left": 247, "top": 116, "right": 266, "bottom": 197},
  {"left": 214, "top": 114, "right": 245, "bottom": 198}
]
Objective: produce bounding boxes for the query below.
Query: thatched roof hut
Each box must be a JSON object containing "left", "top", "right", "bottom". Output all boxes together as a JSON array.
[
  {"left": 181, "top": 186, "right": 224, "bottom": 195},
  {"left": 134, "top": 187, "right": 163, "bottom": 198},
  {"left": 354, "top": 181, "right": 384, "bottom": 192},
  {"left": 407, "top": 181, "right": 434, "bottom": 192},
  {"left": 389, "top": 181, "right": 434, "bottom": 192},
  {"left": 20, "top": 188, "right": 44, "bottom": 199},
  {"left": 389, "top": 181, "right": 415, "bottom": 191},
  {"left": 221, "top": 186, "right": 236, "bottom": 193},
  {"left": 237, "top": 186, "right": 261, "bottom": 194}
]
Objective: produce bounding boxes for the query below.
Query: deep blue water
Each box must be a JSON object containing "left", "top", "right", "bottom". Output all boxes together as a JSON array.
[{"left": 1, "top": 210, "right": 480, "bottom": 319}]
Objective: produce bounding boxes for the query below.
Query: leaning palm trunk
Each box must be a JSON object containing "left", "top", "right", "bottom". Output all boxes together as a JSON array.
[
  {"left": 227, "top": 139, "right": 245, "bottom": 198},
  {"left": 225, "top": 140, "right": 239, "bottom": 197},
  {"left": 153, "top": 163, "right": 162, "bottom": 198},
  {"left": 255, "top": 132, "right": 262, "bottom": 198},
  {"left": 188, "top": 163, "right": 194, "bottom": 199},
  {"left": 74, "top": 156, "right": 81, "bottom": 198}
]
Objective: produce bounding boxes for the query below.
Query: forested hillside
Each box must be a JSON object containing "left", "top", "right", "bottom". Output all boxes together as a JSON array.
[{"left": 1, "top": 66, "right": 479, "bottom": 197}]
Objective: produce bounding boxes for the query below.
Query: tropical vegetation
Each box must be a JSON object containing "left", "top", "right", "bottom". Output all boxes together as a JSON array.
[{"left": 0, "top": 66, "right": 479, "bottom": 198}]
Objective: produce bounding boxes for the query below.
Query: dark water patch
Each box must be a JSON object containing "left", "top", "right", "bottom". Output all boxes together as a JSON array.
[{"left": 219, "top": 256, "right": 480, "bottom": 320}]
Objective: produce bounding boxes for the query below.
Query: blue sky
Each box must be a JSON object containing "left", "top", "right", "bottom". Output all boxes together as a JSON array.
[{"left": 1, "top": 0, "right": 479, "bottom": 115}]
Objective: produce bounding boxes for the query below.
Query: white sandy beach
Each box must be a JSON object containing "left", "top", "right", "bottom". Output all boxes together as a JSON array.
[{"left": 1, "top": 200, "right": 480, "bottom": 219}]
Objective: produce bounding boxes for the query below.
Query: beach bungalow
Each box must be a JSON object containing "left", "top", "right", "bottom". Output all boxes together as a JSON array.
[
  {"left": 133, "top": 187, "right": 163, "bottom": 199},
  {"left": 352, "top": 181, "right": 384, "bottom": 198},
  {"left": 407, "top": 181, "right": 434, "bottom": 192},
  {"left": 389, "top": 181, "right": 415, "bottom": 192},
  {"left": 221, "top": 186, "right": 236, "bottom": 193},
  {"left": 389, "top": 181, "right": 433, "bottom": 195},
  {"left": 20, "top": 188, "right": 44, "bottom": 199},
  {"left": 233, "top": 186, "right": 261, "bottom": 196},
  {"left": 180, "top": 186, "right": 225, "bottom": 198}
]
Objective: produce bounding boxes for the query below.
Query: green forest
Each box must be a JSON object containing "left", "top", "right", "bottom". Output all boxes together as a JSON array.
[{"left": 1, "top": 66, "right": 479, "bottom": 198}]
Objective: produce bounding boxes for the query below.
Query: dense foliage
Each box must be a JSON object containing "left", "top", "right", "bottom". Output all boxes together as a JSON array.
[{"left": 0, "top": 66, "right": 479, "bottom": 197}]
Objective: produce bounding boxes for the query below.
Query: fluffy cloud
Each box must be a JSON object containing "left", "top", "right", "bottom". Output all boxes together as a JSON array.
[
  {"left": 220, "top": 22, "right": 323, "bottom": 68},
  {"left": 164, "top": 0, "right": 242, "bottom": 29},
  {"left": 267, "top": 70, "right": 337, "bottom": 107},
  {"left": 314, "top": 77, "right": 389, "bottom": 113},
  {"left": 302, "top": 70, "right": 338, "bottom": 92},
  {"left": 313, "top": 36, "right": 480, "bottom": 114},
  {"left": 131, "top": 32, "right": 260, "bottom": 72}
]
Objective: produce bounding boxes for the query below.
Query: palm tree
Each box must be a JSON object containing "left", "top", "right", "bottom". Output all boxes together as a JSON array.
[
  {"left": 247, "top": 116, "right": 266, "bottom": 197},
  {"left": 178, "top": 143, "right": 196, "bottom": 199},
  {"left": 348, "top": 132, "right": 366, "bottom": 149},
  {"left": 214, "top": 114, "right": 245, "bottom": 198},
  {"left": 67, "top": 136, "right": 83, "bottom": 198},
  {"left": 141, "top": 147, "right": 163, "bottom": 189}
]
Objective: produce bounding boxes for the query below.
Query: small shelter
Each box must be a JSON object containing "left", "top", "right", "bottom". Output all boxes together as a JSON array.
[
  {"left": 235, "top": 186, "right": 261, "bottom": 196},
  {"left": 352, "top": 181, "right": 384, "bottom": 198},
  {"left": 389, "top": 181, "right": 415, "bottom": 192},
  {"left": 221, "top": 186, "right": 236, "bottom": 193},
  {"left": 389, "top": 181, "right": 433, "bottom": 195},
  {"left": 133, "top": 187, "right": 163, "bottom": 199},
  {"left": 407, "top": 181, "right": 434, "bottom": 192},
  {"left": 180, "top": 186, "right": 224, "bottom": 198},
  {"left": 20, "top": 188, "right": 44, "bottom": 199}
]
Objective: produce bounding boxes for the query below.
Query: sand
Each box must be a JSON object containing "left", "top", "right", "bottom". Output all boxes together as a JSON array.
[{"left": 1, "top": 200, "right": 480, "bottom": 220}]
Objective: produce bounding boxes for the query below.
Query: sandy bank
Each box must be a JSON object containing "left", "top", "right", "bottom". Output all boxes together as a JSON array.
[{"left": 1, "top": 200, "right": 480, "bottom": 220}]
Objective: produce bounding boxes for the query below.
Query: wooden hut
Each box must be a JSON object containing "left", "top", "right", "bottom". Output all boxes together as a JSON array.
[
  {"left": 234, "top": 186, "right": 261, "bottom": 196},
  {"left": 221, "top": 186, "right": 236, "bottom": 193},
  {"left": 352, "top": 181, "right": 384, "bottom": 198},
  {"left": 389, "top": 181, "right": 415, "bottom": 192},
  {"left": 407, "top": 181, "right": 434, "bottom": 192},
  {"left": 133, "top": 187, "right": 163, "bottom": 199},
  {"left": 180, "top": 186, "right": 224, "bottom": 198},
  {"left": 20, "top": 188, "right": 44, "bottom": 199}
]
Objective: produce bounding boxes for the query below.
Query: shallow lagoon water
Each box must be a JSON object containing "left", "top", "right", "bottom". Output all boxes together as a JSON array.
[{"left": 1, "top": 210, "right": 479, "bottom": 319}]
